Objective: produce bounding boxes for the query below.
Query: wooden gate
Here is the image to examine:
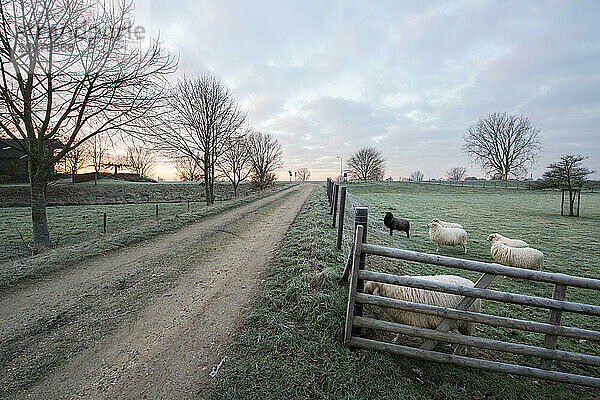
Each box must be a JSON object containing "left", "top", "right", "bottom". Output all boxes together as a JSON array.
[{"left": 344, "top": 221, "right": 600, "bottom": 388}]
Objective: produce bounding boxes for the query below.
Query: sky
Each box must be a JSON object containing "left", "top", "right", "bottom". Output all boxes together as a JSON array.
[{"left": 136, "top": 1, "right": 600, "bottom": 181}]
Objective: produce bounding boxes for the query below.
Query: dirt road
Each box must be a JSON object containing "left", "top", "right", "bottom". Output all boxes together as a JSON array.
[{"left": 0, "top": 184, "right": 314, "bottom": 399}]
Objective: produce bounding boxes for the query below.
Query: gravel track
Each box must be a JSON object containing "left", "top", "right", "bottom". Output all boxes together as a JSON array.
[{"left": 0, "top": 184, "right": 314, "bottom": 399}]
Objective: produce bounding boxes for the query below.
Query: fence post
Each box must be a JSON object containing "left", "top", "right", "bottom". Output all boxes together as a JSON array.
[
  {"left": 155, "top": 204, "right": 159, "bottom": 219},
  {"left": 330, "top": 180, "right": 335, "bottom": 209},
  {"left": 337, "top": 186, "right": 347, "bottom": 250},
  {"left": 187, "top": 200, "right": 190, "bottom": 210},
  {"left": 344, "top": 224, "right": 364, "bottom": 346},
  {"left": 352, "top": 207, "right": 368, "bottom": 336},
  {"left": 332, "top": 184, "right": 339, "bottom": 226},
  {"left": 540, "top": 284, "right": 567, "bottom": 369},
  {"left": 103, "top": 212, "right": 107, "bottom": 233}
]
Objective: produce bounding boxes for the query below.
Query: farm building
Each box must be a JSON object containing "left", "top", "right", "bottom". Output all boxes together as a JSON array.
[{"left": 0, "top": 139, "right": 63, "bottom": 183}]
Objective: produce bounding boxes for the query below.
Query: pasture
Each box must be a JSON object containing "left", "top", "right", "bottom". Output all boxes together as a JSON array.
[
  {"left": 342, "top": 182, "right": 600, "bottom": 373},
  {"left": 212, "top": 182, "right": 600, "bottom": 399},
  {"left": 0, "top": 180, "right": 256, "bottom": 207},
  {"left": 0, "top": 184, "right": 293, "bottom": 286},
  {"left": 0, "top": 201, "right": 200, "bottom": 261},
  {"left": 0, "top": 181, "right": 274, "bottom": 262}
]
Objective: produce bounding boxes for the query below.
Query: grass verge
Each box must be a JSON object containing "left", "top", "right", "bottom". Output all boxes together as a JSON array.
[
  {"left": 0, "top": 184, "right": 294, "bottom": 287},
  {"left": 210, "top": 186, "right": 598, "bottom": 400}
]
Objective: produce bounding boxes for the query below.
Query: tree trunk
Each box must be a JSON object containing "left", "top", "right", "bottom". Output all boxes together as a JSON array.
[
  {"left": 204, "top": 173, "right": 211, "bottom": 206},
  {"left": 29, "top": 167, "right": 50, "bottom": 246},
  {"left": 210, "top": 163, "right": 216, "bottom": 203},
  {"left": 233, "top": 180, "right": 238, "bottom": 197},
  {"left": 569, "top": 190, "right": 575, "bottom": 216}
]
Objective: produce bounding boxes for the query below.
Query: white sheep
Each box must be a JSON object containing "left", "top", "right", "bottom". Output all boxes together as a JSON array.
[
  {"left": 490, "top": 242, "right": 544, "bottom": 271},
  {"left": 487, "top": 233, "right": 529, "bottom": 248},
  {"left": 430, "top": 218, "right": 463, "bottom": 229},
  {"left": 364, "top": 275, "right": 481, "bottom": 336},
  {"left": 427, "top": 221, "right": 468, "bottom": 253}
]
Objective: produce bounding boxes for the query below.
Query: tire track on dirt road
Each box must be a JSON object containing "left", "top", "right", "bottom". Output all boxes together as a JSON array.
[{"left": 2, "top": 184, "right": 315, "bottom": 399}]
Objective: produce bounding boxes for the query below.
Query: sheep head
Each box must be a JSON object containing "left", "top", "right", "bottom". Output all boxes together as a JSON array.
[
  {"left": 487, "top": 233, "right": 501, "bottom": 242},
  {"left": 427, "top": 222, "right": 440, "bottom": 230},
  {"left": 364, "top": 281, "right": 382, "bottom": 296}
]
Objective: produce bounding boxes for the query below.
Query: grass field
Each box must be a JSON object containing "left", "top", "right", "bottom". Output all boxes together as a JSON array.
[
  {"left": 0, "top": 201, "right": 206, "bottom": 262},
  {"left": 0, "top": 180, "right": 257, "bottom": 207},
  {"left": 0, "top": 181, "right": 273, "bottom": 262},
  {"left": 0, "top": 184, "right": 293, "bottom": 286},
  {"left": 341, "top": 182, "right": 600, "bottom": 375},
  {"left": 212, "top": 183, "right": 600, "bottom": 399}
]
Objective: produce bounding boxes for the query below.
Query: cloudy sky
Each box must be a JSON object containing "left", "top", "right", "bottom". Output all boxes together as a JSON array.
[{"left": 138, "top": 1, "right": 599, "bottom": 180}]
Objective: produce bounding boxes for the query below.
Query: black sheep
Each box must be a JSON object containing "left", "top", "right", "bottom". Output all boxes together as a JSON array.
[{"left": 384, "top": 212, "right": 410, "bottom": 237}]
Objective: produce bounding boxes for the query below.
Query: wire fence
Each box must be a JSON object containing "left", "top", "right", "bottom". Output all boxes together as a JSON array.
[{"left": 407, "top": 179, "right": 599, "bottom": 193}]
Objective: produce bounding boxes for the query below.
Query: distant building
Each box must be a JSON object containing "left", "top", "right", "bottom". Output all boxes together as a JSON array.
[
  {"left": 465, "top": 176, "right": 478, "bottom": 181},
  {"left": 0, "top": 139, "right": 62, "bottom": 183},
  {"left": 385, "top": 176, "right": 394, "bottom": 181}
]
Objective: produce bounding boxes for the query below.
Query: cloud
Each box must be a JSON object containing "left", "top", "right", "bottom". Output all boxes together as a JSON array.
[{"left": 139, "top": 0, "right": 600, "bottom": 179}]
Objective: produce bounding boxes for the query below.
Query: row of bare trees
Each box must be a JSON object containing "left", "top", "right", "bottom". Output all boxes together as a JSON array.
[
  {"left": 144, "top": 74, "right": 283, "bottom": 201},
  {"left": 0, "top": 0, "right": 282, "bottom": 246}
]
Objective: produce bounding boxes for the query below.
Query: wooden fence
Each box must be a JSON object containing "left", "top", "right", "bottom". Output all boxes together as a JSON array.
[{"left": 324, "top": 180, "right": 600, "bottom": 388}]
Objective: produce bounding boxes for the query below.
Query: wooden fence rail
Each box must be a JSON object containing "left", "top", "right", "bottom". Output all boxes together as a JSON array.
[{"left": 337, "top": 201, "right": 600, "bottom": 388}]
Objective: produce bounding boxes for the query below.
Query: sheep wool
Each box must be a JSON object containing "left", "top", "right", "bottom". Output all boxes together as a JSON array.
[
  {"left": 428, "top": 222, "right": 468, "bottom": 253},
  {"left": 490, "top": 242, "right": 544, "bottom": 271},
  {"left": 431, "top": 218, "right": 463, "bottom": 229},
  {"left": 364, "top": 276, "right": 481, "bottom": 335},
  {"left": 487, "top": 233, "right": 529, "bottom": 248}
]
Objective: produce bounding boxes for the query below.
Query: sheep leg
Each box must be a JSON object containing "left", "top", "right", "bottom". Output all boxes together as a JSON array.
[
  {"left": 406, "top": 230, "right": 409, "bottom": 238},
  {"left": 436, "top": 245, "right": 440, "bottom": 252},
  {"left": 389, "top": 228, "right": 393, "bottom": 236}
]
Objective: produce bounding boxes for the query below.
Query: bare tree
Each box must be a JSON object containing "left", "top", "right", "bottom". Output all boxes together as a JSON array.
[
  {"left": 410, "top": 170, "right": 424, "bottom": 182},
  {"left": 146, "top": 75, "right": 246, "bottom": 205},
  {"left": 463, "top": 112, "right": 542, "bottom": 180},
  {"left": 347, "top": 146, "right": 385, "bottom": 181},
  {"left": 0, "top": 0, "right": 175, "bottom": 245},
  {"left": 296, "top": 168, "right": 310, "bottom": 181},
  {"left": 447, "top": 167, "right": 467, "bottom": 181},
  {"left": 125, "top": 141, "right": 155, "bottom": 178},
  {"left": 89, "top": 134, "right": 109, "bottom": 185},
  {"left": 540, "top": 154, "right": 594, "bottom": 216},
  {"left": 217, "top": 131, "right": 252, "bottom": 196},
  {"left": 174, "top": 156, "right": 203, "bottom": 181},
  {"left": 247, "top": 131, "right": 282, "bottom": 189},
  {"left": 64, "top": 143, "right": 89, "bottom": 175}
]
